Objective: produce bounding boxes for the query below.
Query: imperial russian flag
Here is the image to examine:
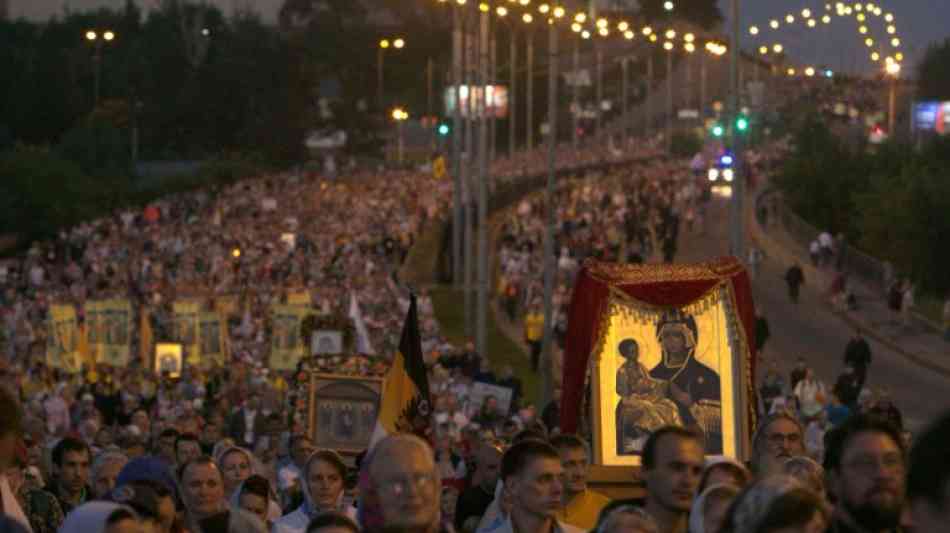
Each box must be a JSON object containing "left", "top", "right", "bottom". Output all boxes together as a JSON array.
[{"left": 369, "top": 294, "right": 432, "bottom": 448}]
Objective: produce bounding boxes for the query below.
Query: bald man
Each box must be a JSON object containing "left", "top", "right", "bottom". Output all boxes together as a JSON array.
[
  {"left": 456, "top": 444, "right": 503, "bottom": 530},
  {"left": 359, "top": 434, "right": 442, "bottom": 533}
]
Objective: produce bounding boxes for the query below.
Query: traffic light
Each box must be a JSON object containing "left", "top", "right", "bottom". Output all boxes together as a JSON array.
[
  {"left": 736, "top": 115, "right": 749, "bottom": 132},
  {"left": 438, "top": 123, "right": 450, "bottom": 136},
  {"left": 711, "top": 124, "right": 725, "bottom": 137}
]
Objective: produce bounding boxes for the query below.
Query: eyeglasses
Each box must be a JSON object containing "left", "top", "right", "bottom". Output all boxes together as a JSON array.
[
  {"left": 767, "top": 432, "right": 802, "bottom": 447},
  {"left": 378, "top": 472, "right": 437, "bottom": 497},
  {"left": 843, "top": 454, "right": 904, "bottom": 476}
]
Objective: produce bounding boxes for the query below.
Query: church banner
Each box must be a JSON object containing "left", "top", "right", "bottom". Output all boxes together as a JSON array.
[
  {"left": 561, "top": 258, "right": 756, "bottom": 467},
  {"left": 173, "top": 301, "right": 201, "bottom": 365},
  {"left": 214, "top": 295, "right": 241, "bottom": 317},
  {"left": 269, "top": 305, "right": 309, "bottom": 370},
  {"left": 198, "top": 312, "right": 228, "bottom": 368},
  {"left": 87, "top": 300, "right": 132, "bottom": 367},
  {"left": 47, "top": 305, "right": 81, "bottom": 373}
]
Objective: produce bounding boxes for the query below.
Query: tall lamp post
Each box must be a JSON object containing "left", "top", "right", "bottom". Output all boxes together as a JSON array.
[
  {"left": 85, "top": 29, "right": 116, "bottom": 108},
  {"left": 523, "top": 13, "right": 535, "bottom": 152},
  {"left": 886, "top": 61, "right": 900, "bottom": 135},
  {"left": 378, "top": 37, "right": 405, "bottom": 110},
  {"left": 392, "top": 107, "right": 409, "bottom": 164},
  {"left": 663, "top": 33, "right": 675, "bottom": 152},
  {"left": 540, "top": 5, "right": 565, "bottom": 407}
]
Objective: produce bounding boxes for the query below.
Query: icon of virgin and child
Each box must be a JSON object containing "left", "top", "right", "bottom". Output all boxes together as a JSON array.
[{"left": 615, "top": 309, "right": 723, "bottom": 455}]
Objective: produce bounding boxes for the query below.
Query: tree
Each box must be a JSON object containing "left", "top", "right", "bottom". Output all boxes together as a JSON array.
[{"left": 917, "top": 38, "right": 950, "bottom": 101}]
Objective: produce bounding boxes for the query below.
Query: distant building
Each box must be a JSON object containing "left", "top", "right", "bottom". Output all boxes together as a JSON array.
[{"left": 0, "top": 0, "right": 8, "bottom": 20}]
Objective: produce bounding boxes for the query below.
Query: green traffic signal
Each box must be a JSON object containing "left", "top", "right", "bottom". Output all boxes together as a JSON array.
[
  {"left": 712, "top": 124, "right": 724, "bottom": 137},
  {"left": 736, "top": 116, "right": 749, "bottom": 132},
  {"left": 438, "top": 124, "right": 450, "bottom": 136}
]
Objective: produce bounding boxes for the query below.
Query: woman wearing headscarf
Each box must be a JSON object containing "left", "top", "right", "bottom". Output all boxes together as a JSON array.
[
  {"left": 718, "top": 476, "right": 828, "bottom": 533},
  {"left": 216, "top": 447, "right": 282, "bottom": 522},
  {"left": 59, "top": 501, "right": 140, "bottom": 533},
  {"left": 273, "top": 451, "right": 356, "bottom": 533},
  {"left": 688, "top": 484, "right": 739, "bottom": 533}
]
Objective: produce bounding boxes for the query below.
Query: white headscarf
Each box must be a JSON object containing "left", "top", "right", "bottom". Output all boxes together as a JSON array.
[
  {"left": 688, "top": 483, "right": 739, "bottom": 533},
  {"left": 59, "top": 502, "right": 137, "bottom": 533}
]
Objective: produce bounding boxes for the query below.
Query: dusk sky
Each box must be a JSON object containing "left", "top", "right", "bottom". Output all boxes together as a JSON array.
[{"left": 10, "top": 0, "right": 950, "bottom": 76}]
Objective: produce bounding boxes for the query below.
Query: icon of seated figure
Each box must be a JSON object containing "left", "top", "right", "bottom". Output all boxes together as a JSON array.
[{"left": 615, "top": 338, "right": 683, "bottom": 454}]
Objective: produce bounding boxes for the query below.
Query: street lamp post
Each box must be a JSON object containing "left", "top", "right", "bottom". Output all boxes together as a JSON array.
[
  {"left": 377, "top": 37, "right": 405, "bottom": 110},
  {"left": 665, "top": 40, "right": 674, "bottom": 152},
  {"left": 509, "top": 23, "right": 518, "bottom": 158},
  {"left": 621, "top": 57, "right": 629, "bottom": 147},
  {"left": 729, "top": 0, "right": 745, "bottom": 259},
  {"left": 85, "top": 29, "right": 115, "bottom": 108},
  {"left": 451, "top": 5, "right": 464, "bottom": 289},
  {"left": 476, "top": 7, "right": 490, "bottom": 362},
  {"left": 886, "top": 62, "right": 901, "bottom": 135},
  {"left": 525, "top": 14, "right": 535, "bottom": 152},
  {"left": 541, "top": 10, "right": 562, "bottom": 409},
  {"left": 645, "top": 54, "right": 653, "bottom": 138},
  {"left": 596, "top": 42, "right": 603, "bottom": 141},
  {"left": 392, "top": 107, "right": 409, "bottom": 164}
]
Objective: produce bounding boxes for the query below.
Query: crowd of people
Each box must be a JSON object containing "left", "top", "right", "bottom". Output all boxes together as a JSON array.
[{"left": 3, "top": 382, "right": 950, "bottom": 533}]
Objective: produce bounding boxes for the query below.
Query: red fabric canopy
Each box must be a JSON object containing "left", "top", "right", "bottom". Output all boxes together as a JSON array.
[{"left": 560, "top": 257, "right": 757, "bottom": 437}]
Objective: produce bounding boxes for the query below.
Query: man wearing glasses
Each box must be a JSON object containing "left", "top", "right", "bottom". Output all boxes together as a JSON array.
[
  {"left": 823, "top": 415, "right": 906, "bottom": 533},
  {"left": 750, "top": 412, "right": 806, "bottom": 480},
  {"left": 359, "top": 434, "right": 443, "bottom": 533}
]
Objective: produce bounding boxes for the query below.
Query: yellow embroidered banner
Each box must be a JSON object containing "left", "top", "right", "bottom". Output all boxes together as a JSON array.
[
  {"left": 173, "top": 301, "right": 201, "bottom": 365},
  {"left": 214, "top": 295, "right": 241, "bottom": 317},
  {"left": 87, "top": 300, "right": 132, "bottom": 367},
  {"left": 269, "top": 305, "right": 309, "bottom": 370},
  {"left": 198, "top": 312, "right": 228, "bottom": 368},
  {"left": 47, "top": 305, "right": 81, "bottom": 374}
]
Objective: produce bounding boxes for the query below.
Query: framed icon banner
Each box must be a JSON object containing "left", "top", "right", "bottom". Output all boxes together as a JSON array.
[{"left": 561, "top": 258, "right": 757, "bottom": 466}]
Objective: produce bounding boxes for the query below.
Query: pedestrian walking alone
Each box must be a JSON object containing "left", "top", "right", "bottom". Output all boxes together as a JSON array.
[{"left": 784, "top": 263, "right": 805, "bottom": 304}]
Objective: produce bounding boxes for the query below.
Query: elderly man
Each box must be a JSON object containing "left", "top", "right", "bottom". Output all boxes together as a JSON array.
[
  {"left": 550, "top": 435, "right": 610, "bottom": 530},
  {"left": 91, "top": 451, "right": 129, "bottom": 499},
  {"left": 358, "top": 434, "right": 442, "bottom": 533},
  {"left": 824, "top": 415, "right": 906, "bottom": 533},
  {"left": 750, "top": 412, "right": 806, "bottom": 480},
  {"left": 178, "top": 456, "right": 265, "bottom": 533}
]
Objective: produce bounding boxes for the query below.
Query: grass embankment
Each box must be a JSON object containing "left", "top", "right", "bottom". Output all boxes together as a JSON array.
[{"left": 430, "top": 287, "right": 539, "bottom": 406}]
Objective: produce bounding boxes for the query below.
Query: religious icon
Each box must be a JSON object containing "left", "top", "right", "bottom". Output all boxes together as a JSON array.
[{"left": 615, "top": 338, "right": 683, "bottom": 454}]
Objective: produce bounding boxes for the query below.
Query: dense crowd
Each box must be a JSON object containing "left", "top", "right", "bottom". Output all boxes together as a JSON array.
[{"left": 3, "top": 382, "right": 950, "bottom": 533}]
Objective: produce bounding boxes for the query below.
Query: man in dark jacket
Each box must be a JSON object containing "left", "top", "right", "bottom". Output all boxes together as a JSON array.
[
  {"left": 784, "top": 263, "right": 805, "bottom": 304},
  {"left": 844, "top": 330, "right": 872, "bottom": 388}
]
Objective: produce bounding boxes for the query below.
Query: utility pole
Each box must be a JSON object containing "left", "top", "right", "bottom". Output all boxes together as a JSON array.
[
  {"left": 596, "top": 43, "right": 603, "bottom": 141},
  {"left": 572, "top": 37, "right": 579, "bottom": 150},
  {"left": 490, "top": 30, "right": 497, "bottom": 164},
  {"left": 700, "top": 51, "right": 707, "bottom": 120},
  {"left": 645, "top": 55, "right": 653, "bottom": 138},
  {"left": 526, "top": 28, "right": 534, "bottom": 152},
  {"left": 463, "top": 10, "right": 476, "bottom": 339},
  {"left": 540, "top": 20, "right": 558, "bottom": 409},
  {"left": 666, "top": 47, "right": 673, "bottom": 152},
  {"left": 452, "top": 6, "right": 463, "bottom": 288},
  {"left": 729, "top": 0, "right": 746, "bottom": 259},
  {"left": 509, "top": 28, "right": 517, "bottom": 158},
  {"left": 476, "top": 9, "right": 489, "bottom": 359},
  {"left": 621, "top": 57, "right": 629, "bottom": 147}
]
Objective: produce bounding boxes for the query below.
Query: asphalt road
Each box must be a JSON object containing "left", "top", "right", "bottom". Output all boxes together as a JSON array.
[{"left": 674, "top": 187, "right": 950, "bottom": 433}]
